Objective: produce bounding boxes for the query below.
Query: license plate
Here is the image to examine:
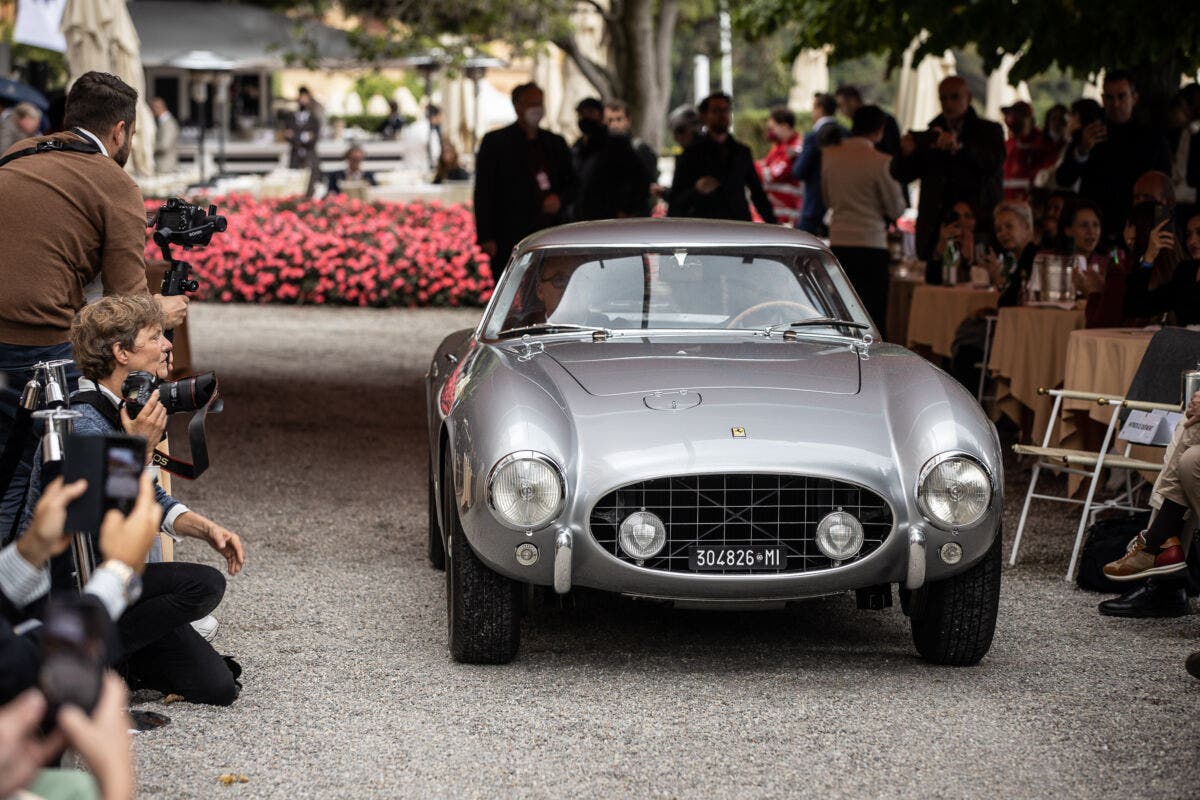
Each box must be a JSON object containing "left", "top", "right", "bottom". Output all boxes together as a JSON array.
[{"left": 688, "top": 545, "right": 786, "bottom": 571}]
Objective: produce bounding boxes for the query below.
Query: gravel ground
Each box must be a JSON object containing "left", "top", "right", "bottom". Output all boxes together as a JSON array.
[{"left": 131, "top": 304, "right": 1199, "bottom": 799}]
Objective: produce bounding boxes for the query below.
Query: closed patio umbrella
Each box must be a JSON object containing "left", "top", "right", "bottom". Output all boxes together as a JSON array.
[{"left": 61, "top": 0, "right": 157, "bottom": 176}]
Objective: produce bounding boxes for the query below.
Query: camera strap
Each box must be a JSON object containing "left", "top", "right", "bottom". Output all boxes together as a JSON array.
[
  {"left": 0, "top": 131, "right": 102, "bottom": 169},
  {"left": 71, "top": 388, "right": 223, "bottom": 480},
  {"left": 148, "top": 387, "right": 223, "bottom": 480}
]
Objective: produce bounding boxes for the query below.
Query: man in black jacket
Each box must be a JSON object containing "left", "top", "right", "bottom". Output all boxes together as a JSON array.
[
  {"left": 473, "top": 83, "right": 574, "bottom": 278},
  {"left": 668, "top": 92, "right": 777, "bottom": 223},
  {"left": 1055, "top": 70, "right": 1171, "bottom": 243},
  {"left": 890, "top": 76, "right": 1006, "bottom": 261},
  {"left": 570, "top": 98, "right": 650, "bottom": 220}
]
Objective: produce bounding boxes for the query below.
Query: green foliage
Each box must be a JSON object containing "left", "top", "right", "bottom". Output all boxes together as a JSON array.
[
  {"left": 352, "top": 73, "right": 401, "bottom": 106},
  {"left": 730, "top": 0, "right": 1200, "bottom": 83},
  {"left": 327, "top": 113, "right": 415, "bottom": 131}
]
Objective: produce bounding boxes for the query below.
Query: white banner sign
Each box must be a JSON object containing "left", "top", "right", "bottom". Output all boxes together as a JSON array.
[{"left": 13, "top": 0, "right": 68, "bottom": 54}]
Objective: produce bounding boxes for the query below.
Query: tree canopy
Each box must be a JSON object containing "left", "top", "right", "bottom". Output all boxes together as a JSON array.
[{"left": 731, "top": 0, "right": 1200, "bottom": 87}]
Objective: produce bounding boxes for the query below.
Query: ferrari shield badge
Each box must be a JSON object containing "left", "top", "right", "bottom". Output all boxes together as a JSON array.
[{"left": 731, "top": 427, "right": 747, "bottom": 438}]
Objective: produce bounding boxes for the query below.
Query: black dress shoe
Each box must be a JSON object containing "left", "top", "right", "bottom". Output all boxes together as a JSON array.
[{"left": 1098, "top": 581, "right": 1189, "bottom": 618}]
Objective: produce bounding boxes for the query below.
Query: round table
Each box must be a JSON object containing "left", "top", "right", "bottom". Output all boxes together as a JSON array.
[
  {"left": 987, "top": 304, "right": 1087, "bottom": 442},
  {"left": 905, "top": 284, "right": 999, "bottom": 358}
]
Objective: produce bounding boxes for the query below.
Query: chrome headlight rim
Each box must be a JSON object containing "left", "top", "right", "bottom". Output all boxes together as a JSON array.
[
  {"left": 915, "top": 451, "right": 994, "bottom": 531},
  {"left": 486, "top": 450, "right": 566, "bottom": 531}
]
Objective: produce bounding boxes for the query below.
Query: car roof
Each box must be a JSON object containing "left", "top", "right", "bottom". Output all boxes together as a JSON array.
[{"left": 517, "top": 219, "right": 830, "bottom": 252}]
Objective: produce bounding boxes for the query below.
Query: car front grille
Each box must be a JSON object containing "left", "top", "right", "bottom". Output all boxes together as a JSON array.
[{"left": 589, "top": 473, "right": 894, "bottom": 574}]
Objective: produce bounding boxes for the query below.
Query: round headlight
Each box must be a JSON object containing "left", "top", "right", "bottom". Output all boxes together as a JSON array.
[
  {"left": 619, "top": 511, "right": 666, "bottom": 559},
  {"left": 487, "top": 453, "right": 564, "bottom": 530},
  {"left": 815, "top": 511, "right": 864, "bottom": 560},
  {"left": 918, "top": 455, "right": 991, "bottom": 529}
]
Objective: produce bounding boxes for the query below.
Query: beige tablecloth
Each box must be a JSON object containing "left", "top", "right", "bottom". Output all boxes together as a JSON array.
[
  {"left": 886, "top": 276, "right": 922, "bottom": 344},
  {"left": 987, "top": 304, "right": 1087, "bottom": 442},
  {"left": 1058, "top": 327, "right": 1156, "bottom": 494},
  {"left": 905, "top": 285, "right": 999, "bottom": 358}
]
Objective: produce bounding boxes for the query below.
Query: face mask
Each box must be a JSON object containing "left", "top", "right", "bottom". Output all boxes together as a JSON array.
[
  {"left": 523, "top": 106, "right": 545, "bottom": 128},
  {"left": 579, "top": 118, "right": 606, "bottom": 138}
]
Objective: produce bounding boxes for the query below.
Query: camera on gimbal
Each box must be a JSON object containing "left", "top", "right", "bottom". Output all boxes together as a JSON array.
[{"left": 151, "top": 198, "right": 227, "bottom": 298}]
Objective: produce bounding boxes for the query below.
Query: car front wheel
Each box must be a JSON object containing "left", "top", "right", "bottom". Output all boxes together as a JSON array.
[
  {"left": 444, "top": 458, "right": 520, "bottom": 664},
  {"left": 907, "top": 533, "right": 1001, "bottom": 666}
]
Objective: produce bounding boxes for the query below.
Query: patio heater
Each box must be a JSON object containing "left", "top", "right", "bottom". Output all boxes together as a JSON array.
[
  {"left": 169, "top": 50, "right": 235, "bottom": 185},
  {"left": 463, "top": 56, "right": 505, "bottom": 155}
]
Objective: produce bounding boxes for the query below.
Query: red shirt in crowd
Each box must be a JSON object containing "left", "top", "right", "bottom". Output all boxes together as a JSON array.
[
  {"left": 757, "top": 132, "right": 803, "bottom": 226},
  {"left": 1003, "top": 127, "right": 1060, "bottom": 200}
]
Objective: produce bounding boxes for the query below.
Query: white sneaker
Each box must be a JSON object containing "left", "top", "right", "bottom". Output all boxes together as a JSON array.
[{"left": 191, "top": 615, "right": 219, "bottom": 642}]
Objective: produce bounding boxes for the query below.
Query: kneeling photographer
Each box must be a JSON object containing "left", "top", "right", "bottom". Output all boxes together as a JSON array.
[{"left": 21, "top": 295, "right": 246, "bottom": 706}]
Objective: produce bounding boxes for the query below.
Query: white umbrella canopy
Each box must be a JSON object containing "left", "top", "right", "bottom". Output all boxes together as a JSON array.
[{"left": 61, "top": 0, "right": 157, "bottom": 176}]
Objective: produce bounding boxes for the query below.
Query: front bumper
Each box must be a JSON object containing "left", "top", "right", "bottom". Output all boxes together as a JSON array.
[{"left": 461, "top": 507, "right": 998, "bottom": 602}]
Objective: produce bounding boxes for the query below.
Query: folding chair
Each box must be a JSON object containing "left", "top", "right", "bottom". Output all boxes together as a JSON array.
[{"left": 1008, "top": 328, "right": 1200, "bottom": 581}]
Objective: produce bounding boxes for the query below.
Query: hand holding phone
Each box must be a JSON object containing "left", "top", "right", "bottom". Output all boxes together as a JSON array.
[{"left": 63, "top": 435, "right": 147, "bottom": 534}]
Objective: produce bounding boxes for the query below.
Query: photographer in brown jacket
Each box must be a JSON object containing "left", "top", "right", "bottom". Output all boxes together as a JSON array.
[{"left": 0, "top": 71, "right": 188, "bottom": 537}]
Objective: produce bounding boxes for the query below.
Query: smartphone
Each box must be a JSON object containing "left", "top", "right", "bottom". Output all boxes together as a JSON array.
[
  {"left": 63, "top": 433, "right": 146, "bottom": 534},
  {"left": 38, "top": 598, "right": 106, "bottom": 733}
]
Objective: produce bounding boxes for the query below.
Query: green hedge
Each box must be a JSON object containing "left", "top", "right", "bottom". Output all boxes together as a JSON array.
[{"left": 331, "top": 113, "right": 416, "bottom": 132}]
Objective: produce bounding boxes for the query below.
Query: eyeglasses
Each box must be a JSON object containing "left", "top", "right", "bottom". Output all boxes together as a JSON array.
[{"left": 539, "top": 273, "right": 570, "bottom": 289}]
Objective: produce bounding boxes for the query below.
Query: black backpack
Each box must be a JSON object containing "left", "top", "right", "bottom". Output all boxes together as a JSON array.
[{"left": 1076, "top": 510, "right": 1200, "bottom": 596}]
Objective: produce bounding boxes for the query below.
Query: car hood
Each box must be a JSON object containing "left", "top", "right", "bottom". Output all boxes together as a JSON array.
[{"left": 544, "top": 339, "right": 861, "bottom": 396}]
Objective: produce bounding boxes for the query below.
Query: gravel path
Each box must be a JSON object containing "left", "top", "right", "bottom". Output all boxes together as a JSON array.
[{"left": 132, "top": 304, "right": 1199, "bottom": 799}]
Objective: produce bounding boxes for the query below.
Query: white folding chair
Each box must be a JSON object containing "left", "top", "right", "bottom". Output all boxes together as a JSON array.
[{"left": 1009, "top": 389, "right": 1175, "bottom": 581}]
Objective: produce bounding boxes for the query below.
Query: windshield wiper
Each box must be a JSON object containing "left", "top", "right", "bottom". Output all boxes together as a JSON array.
[
  {"left": 763, "top": 317, "right": 870, "bottom": 336},
  {"left": 497, "top": 323, "right": 610, "bottom": 339}
]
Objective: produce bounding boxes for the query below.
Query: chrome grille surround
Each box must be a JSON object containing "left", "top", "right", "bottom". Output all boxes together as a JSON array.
[{"left": 589, "top": 473, "right": 894, "bottom": 574}]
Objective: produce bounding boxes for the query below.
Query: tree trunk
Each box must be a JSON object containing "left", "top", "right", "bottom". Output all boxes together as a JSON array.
[{"left": 558, "top": 0, "right": 675, "bottom": 149}]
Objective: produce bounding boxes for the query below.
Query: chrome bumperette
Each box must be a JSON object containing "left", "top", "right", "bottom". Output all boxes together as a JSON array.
[
  {"left": 906, "top": 527, "right": 927, "bottom": 590},
  {"left": 554, "top": 528, "right": 573, "bottom": 594}
]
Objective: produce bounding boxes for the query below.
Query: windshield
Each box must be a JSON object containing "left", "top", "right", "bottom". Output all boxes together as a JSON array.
[{"left": 484, "top": 248, "right": 860, "bottom": 338}]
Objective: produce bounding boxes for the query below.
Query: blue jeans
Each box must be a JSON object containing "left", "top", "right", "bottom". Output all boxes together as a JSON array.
[{"left": 0, "top": 341, "right": 79, "bottom": 542}]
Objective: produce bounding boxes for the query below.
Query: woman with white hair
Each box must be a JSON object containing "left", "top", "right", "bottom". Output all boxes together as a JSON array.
[{"left": 949, "top": 200, "right": 1037, "bottom": 389}]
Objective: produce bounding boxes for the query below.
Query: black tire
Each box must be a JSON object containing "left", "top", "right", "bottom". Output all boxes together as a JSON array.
[
  {"left": 909, "top": 533, "right": 1002, "bottom": 666},
  {"left": 444, "top": 459, "right": 520, "bottom": 664},
  {"left": 427, "top": 469, "right": 445, "bottom": 570}
]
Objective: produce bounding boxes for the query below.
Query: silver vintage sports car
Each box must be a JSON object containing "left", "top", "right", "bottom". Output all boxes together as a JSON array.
[{"left": 426, "top": 220, "right": 1002, "bottom": 665}]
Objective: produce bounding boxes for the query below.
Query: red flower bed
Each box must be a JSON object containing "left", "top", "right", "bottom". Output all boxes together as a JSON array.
[{"left": 143, "top": 195, "right": 494, "bottom": 307}]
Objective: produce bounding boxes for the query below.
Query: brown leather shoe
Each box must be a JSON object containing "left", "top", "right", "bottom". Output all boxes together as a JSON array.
[{"left": 1104, "top": 532, "right": 1187, "bottom": 581}]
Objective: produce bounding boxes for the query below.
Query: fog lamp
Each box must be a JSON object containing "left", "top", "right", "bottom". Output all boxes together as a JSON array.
[
  {"left": 815, "top": 511, "right": 864, "bottom": 561},
  {"left": 619, "top": 511, "right": 666, "bottom": 559}
]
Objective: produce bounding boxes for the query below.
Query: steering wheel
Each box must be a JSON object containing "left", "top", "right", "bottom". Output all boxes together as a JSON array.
[{"left": 726, "top": 300, "right": 815, "bottom": 329}]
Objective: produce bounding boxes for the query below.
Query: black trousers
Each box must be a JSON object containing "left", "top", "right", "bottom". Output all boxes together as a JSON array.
[
  {"left": 831, "top": 246, "right": 891, "bottom": 336},
  {"left": 118, "top": 562, "right": 239, "bottom": 706}
]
